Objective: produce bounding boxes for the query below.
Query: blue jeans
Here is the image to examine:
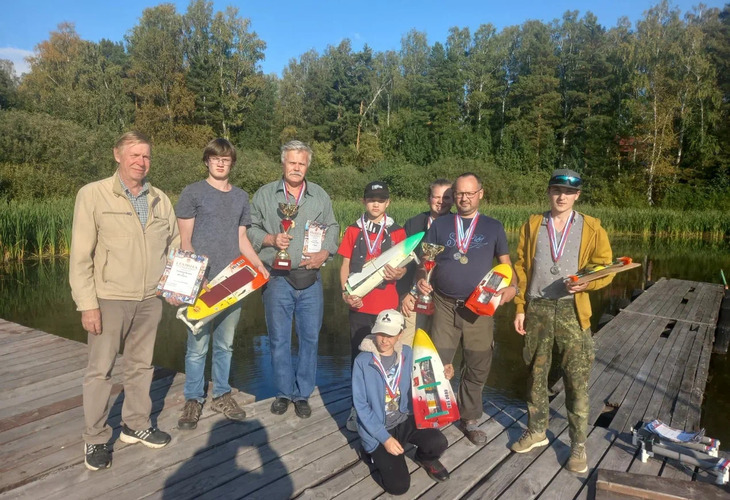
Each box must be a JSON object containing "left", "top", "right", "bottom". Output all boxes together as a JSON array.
[
  {"left": 183, "top": 303, "right": 242, "bottom": 402},
  {"left": 262, "top": 274, "right": 323, "bottom": 401}
]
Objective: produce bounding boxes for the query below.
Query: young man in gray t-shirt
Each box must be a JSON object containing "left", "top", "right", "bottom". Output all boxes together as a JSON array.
[{"left": 175, "top": 138, "right": 268, "bottom": 430}]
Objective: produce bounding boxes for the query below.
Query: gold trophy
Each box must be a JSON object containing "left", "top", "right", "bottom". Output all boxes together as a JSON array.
[
  {"left": 414, "top": 243, "right": 445, "bottom": 315},
  {"left": 273, "top": 203, "right": 299, "bottom": 270}
]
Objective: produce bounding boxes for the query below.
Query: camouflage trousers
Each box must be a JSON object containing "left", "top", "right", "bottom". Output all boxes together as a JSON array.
[{"left": 523, "top": 298, "right": 594, "bottom": 444}]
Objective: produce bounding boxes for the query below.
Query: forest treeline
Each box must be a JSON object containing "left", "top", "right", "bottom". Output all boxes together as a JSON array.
[{"left": 0, "top": 0, "right": 729, "bottom": 210}]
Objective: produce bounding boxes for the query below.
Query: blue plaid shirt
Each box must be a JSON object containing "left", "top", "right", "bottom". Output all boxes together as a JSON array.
[{"left": 118, "top": 175, "right": 150, "bottom": 226}]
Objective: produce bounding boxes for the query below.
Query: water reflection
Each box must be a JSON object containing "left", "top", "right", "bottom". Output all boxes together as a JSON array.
[{"left": 1, "top": 235, "right": 728, "bottom": 444}]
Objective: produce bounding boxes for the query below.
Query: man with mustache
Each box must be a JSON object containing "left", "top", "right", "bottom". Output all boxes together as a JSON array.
[{"left": 248, "top": 140, "right": 339, "bottom": 419}]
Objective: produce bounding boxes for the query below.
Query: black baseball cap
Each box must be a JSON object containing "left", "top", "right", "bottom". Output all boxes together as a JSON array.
[
  {"left": 364, "top": 181, "right": 390, "bottom": 199},
  {"left": 548, "top": 169, "right": 582, "bottom": 189}
]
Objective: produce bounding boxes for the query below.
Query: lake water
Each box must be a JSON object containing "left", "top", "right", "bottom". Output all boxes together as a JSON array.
[{"left": 1, "top": 235, "right": 728, "bottom": 448}]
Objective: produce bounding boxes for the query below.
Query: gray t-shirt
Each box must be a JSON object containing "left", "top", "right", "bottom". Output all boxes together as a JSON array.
[
  {"left": 527, "top": 212, "right": 583, "bottom": 300},
  {"left": 175, "top": 180, "right": 251, "bottom": 278}
]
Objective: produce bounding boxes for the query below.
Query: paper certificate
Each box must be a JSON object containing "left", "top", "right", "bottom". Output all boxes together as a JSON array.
[
  {"left": 302, "top": 220, "right": 328, "bottom": 255},
  {"left": 157, "top": 249, "right": 208, "bottom": 304}
]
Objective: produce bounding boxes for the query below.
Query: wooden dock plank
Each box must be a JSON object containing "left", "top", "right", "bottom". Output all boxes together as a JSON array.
[
  {"left": 0, "top": 342, "right": 85, "bottom": 372},
  {"left": 462, "top": 394, "right": 571, "bottom": 499},
  {"left": 533, "top": 426, "right": 616, "bottom": 500},
  {"left": 402, "top": 404, "right": 527, "bottom": 500},
  {"left": 17, "top": 386, "right": 347, "bottom": 500},
  {"left": 300, "top": 402, "right": 504, "bottom": 500},
  {"left": 332, "top": 407, "right": 513, "bottom": 500},
  {"left": 116, "top": 389, "right": 350, "bottom": 500},
  {"left": 0, "top": 381, "right": 183, "bottom": 495}
]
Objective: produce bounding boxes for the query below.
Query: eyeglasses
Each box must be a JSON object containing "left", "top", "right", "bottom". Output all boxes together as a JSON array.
[
  {"left": 209, "top": 156, "right": 232, "bottom": 165},
  {"left": 453, "top": 190, "right": 481, "bottom": 199},
  {"left": 548, "top": 175, "right": 582, "bottom": 188}
]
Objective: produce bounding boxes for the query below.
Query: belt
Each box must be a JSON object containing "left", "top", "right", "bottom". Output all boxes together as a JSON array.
[{"left": 435, "top": 291, "right": 466, "bottom": 308}]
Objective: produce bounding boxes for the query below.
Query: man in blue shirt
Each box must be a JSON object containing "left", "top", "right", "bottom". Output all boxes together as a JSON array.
[{"left": 417, "top": 172, "right": 517, "bottom": 445}]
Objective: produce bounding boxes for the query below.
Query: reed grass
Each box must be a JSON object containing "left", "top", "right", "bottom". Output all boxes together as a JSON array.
[
  {"left": 0, "top": 199, "right": 74, "bottom": 261},
  {"left": 0, "top": 198, "right": 727, "bottom": 262}
]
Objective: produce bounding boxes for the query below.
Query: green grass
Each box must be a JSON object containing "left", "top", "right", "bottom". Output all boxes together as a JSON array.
[
  {"left": 0, "top": 198, "right": 727, "bottom": 262},
  {"left": 0, "top": 199, "right": 74, "bottom": 261}
]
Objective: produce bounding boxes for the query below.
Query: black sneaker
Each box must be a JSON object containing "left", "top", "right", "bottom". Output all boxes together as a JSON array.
[
  {"left": 414, "top": 456, "right": 450, "bottom": 482},
  {"left": 84, "top": 443, "right": 111, "bottom": 471},
  {"left": 270, "top": 397, "right": 290, "bottom": 415},
  {"left": 294, "top": 399, "right": 311, "bottom": 419},
  {"left": 178, "top": 399, "right": 203, "bottom": 430},
  {"left": 119, "top": 424, "right": 171, "bottom": 449}
]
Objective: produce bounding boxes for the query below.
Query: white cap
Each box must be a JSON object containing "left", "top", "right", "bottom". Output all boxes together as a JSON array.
[{"left": 371, "top": 309, "right": 405, "bottom": 337}]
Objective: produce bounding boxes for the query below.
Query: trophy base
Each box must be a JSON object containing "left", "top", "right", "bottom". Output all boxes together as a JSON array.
[
  {"left": 272, "top": 259, "right": 292, "bottom": 270},
  {"left": 414, "top": 301, "right": 435, "bottom": 315}
]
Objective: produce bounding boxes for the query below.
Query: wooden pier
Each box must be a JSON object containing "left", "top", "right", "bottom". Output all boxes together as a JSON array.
[{"left": 0, "top": 278, "right": 727, "bottom": 499}]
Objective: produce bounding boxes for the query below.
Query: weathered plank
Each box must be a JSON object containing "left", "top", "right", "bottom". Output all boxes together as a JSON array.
[
  {"left": 535, "top": 426, "right": 616, "bottom": 500},
  {"left": 596, "top": 469, "right": 729, "bottom": 500},
  {"left": 414, "top": 405, "right": 527, "bottom": 500},
  {"left": 0, "top": 371, "right": 182, "bottom": 493}
]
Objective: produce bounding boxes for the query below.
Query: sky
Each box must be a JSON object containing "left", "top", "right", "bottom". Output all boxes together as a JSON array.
[{"left": 0, "top": 0, "right": 725, "bottom": 77}]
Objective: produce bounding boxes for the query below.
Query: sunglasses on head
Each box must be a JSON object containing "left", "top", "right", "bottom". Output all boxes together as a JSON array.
[{"left": 548, "top": 175, "right": 582, "bottom": 188}]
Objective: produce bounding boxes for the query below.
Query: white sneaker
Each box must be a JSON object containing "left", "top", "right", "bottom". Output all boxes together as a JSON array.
[{"left": 346, "top": 407, "right": 358, "bottom": 432}]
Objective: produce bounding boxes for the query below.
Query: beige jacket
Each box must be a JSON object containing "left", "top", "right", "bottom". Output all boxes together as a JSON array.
[{"left": 69, "top": 173, "right": 180, "bottom": 311}]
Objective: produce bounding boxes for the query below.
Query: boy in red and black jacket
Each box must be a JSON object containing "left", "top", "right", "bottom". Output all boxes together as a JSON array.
[{"left": 339, "top": 181, "right": 407, "bottom": 431}]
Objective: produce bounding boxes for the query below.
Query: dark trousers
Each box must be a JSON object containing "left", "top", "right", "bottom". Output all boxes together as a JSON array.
[
  {"left": 430, "top": 292, "right": 494, "bottom": 421},
  {"left": 349, "top": 310, "right": 377, "bottom": 367},
  {"left": 369, "top": 414, "right": 448, "bottom": 495}
]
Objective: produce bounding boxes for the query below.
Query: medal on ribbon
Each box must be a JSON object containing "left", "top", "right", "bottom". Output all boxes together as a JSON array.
[
  {"left": 372, "top": 352, "right": 403, "bottom": 411},
  {"left": 360, "top": 214, "right": 387, "bottom": 257},
  {"left": 454, "top": 213, "right": 479, "bottom": 264},
  {"left": 547, "top": 211, "right": 575, "bottom": 275}
]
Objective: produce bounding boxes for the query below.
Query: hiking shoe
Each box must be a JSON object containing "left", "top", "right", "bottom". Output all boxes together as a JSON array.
[
  {"left": 84, "top": 443, "right": 111, "bottom": 471},
  {"left": 211, "top": 392, "right": 247, "bottom": 421},
  {"left": 511, "top": 428, "right": 549, "bottom": 453},
  {"left": 119, "top": 424, "right": 171, "bottom": 449},
  {"left": 566, "top": 442, "right": 588, "bottom": 473},
  {"left": 178, "top": 400, "right": 203, "bottom": 430},
  {"left": 461, "top": 419, "right": 487, "bottom": 445},
  {"left": 414, "top": 456, "right": 450, "bottom": 482},
  {"left": 270, "top": 397, "right": 290, "bottom": 415},
  {"left": 294, "top": 399, "right": 312, "bottom": 419},
  {"left": 346, "top": 407, "right": 358, "bottom": 432}
]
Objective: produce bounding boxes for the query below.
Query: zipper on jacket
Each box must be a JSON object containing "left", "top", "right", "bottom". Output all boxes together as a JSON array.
[{"left": 102, "top": 211, "right": 133, "bottom": 216}]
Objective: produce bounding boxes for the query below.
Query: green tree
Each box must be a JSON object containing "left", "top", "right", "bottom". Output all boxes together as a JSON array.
[
  {"left": 127, "top": 4, "right": 195, "bottom": 141},
  {"left": 210, "top": 6, "right": 267, "bottom": 138},
  {"left": 0, "top": 59, "right": 18, "bottom": 110},
  {"left": 506, "top": 20, "right": 561, "bottom": 172},
  {"left": 19, "top": 23, "right": 132, "bottom": 129}
]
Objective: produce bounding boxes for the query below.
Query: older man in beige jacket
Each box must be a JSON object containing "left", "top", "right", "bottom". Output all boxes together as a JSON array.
[{"left": 70, "top": 131, "right": 179, "bottom": 471}]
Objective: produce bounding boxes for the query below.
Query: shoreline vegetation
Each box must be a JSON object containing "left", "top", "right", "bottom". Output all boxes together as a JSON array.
[{"left": 1, "top": 198, "right": 727, "bottom": 262}]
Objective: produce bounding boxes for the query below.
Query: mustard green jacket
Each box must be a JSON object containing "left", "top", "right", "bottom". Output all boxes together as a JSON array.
[
  {"left": 69, "top": 173, "right": 180, "bottom": 311},
  {"left": 514, "top": 212, "right": 613, "bottom": 330}
]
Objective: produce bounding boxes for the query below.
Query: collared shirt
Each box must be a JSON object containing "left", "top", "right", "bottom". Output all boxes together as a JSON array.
[
  {"left": 118, "top": 175, "right": 151, "bottom": 226},
  {"left": 248, "top": 178, "right": 339, "bottom": 269}
]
